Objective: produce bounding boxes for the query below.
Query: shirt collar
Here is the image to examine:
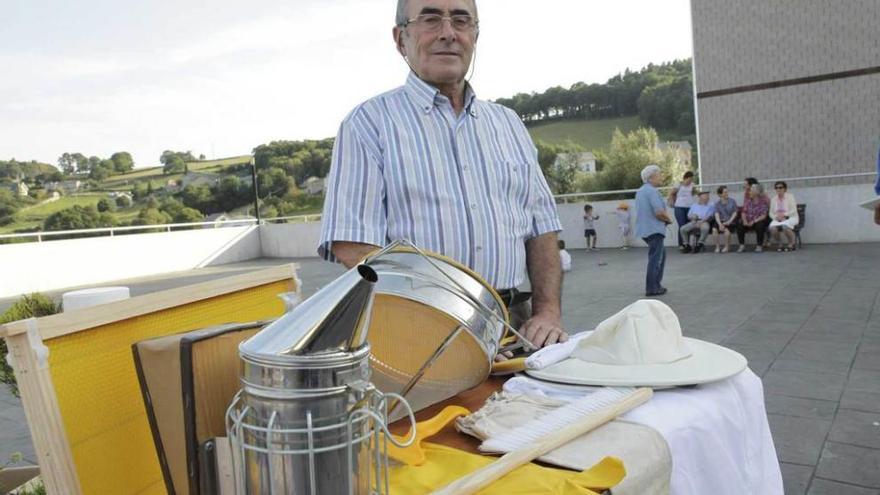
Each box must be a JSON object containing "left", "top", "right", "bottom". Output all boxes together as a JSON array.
[{"left": 404, "top": 72, "right": 478, "bottom": 117}]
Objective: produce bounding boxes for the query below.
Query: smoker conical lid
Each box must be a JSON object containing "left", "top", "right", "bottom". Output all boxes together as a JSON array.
[{"left": 239, "top": 264, "right": 378, "bottom": 362}]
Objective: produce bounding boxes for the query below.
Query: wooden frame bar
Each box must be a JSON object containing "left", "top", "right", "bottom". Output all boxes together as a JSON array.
[{"left": 0, "top": 263, "right": 300, "bottom": 495}]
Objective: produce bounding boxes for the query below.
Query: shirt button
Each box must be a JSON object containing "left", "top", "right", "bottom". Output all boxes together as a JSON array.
[
  {"left": 476, "top": 246, "right": 483, "bottom": 252},
  {"left": 462, "top": 165, "right": 469, "bottom": 171},
  {"left": 470, "top": 203, "right": 477, "bottom": 209}
]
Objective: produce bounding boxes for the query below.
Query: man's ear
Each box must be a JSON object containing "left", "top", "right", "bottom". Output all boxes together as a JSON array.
[{"left": 393, "top": 27, "right": 406, "bottom": 56}]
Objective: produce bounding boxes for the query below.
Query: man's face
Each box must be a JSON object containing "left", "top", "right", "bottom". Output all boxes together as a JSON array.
[
  {"left": 394, "top": 0, "right": 478, "bottom": 87},
  {"left": 698, "top": 194, "right": 709, "bottom": 205},
  {"left": 648, "top": 172, "right": 663, "bottom": 187}
]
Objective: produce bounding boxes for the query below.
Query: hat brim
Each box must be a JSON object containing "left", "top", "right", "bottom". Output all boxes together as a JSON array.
[{"left": 525, "top": 338, "right": 747, "bottom": 387}]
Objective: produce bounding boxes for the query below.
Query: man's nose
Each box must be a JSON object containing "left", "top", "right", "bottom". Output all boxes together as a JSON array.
[{"left": 437, "top": 18, "right": 457, "bottom": 41}]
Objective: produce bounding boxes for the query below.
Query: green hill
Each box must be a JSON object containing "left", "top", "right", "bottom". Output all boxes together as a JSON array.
[{"left": 527, "top": 116, "right": 643, "bottom": 151}]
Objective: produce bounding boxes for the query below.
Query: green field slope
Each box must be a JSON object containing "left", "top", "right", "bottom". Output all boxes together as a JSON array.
[{"left": 527, "top": 116, "right": 642, "bottom": 150}]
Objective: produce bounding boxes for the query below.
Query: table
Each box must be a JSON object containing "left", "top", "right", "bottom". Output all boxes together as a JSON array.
[{"left": 389, "top": 370, "right": 785, "bottom": 495}]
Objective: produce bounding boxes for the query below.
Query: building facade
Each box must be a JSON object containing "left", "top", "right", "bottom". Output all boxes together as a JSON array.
[{"left": 691, "top": 0, "right": 880, "bottom": 184}]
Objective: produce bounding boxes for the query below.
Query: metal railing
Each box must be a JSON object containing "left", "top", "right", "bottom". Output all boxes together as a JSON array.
[
  {"left": 552, "top": 171, "right": 877, "bottom": 203},
  {"left": 0, "top": 218, "right": 258, "bottom": 243},
  {"left": 1, "top": 171, "right": 874, "bottom": 244}
]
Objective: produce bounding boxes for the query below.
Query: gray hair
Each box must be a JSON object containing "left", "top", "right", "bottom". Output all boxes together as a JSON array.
[
  {"left": 396, "top": 0, "right": 479, "bottom": 26},
  {"left": 396, "top": 0, "right": 408, "bottom": 26},
  {"left": 641, "top": 164, "right": 661, "bottom": 183}
]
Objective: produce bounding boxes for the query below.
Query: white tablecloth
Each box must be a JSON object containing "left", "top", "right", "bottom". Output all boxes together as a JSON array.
[{"left": 504, "top": 370, "right": 784, "bottom": 494}]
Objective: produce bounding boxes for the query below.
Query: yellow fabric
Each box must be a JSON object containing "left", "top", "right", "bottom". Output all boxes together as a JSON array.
[
  {"left": 45, "top": 280, "right": 292, "bottom": 495},
  {"left": 389, "top": 443, "right": 624, "bottom": 495}
]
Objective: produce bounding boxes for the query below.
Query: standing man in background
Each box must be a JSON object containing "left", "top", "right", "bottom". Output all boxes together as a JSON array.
[
  {"left": 319, "top": 0, "right": 567, "bottom": 349},
  {"left": 636, "top": 165, "right": 673, "bottom": 296}
]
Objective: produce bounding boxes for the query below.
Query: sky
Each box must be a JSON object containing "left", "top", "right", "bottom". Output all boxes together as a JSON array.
[{"left": 0, "top": 0, "right": 693, "bottom": 169}]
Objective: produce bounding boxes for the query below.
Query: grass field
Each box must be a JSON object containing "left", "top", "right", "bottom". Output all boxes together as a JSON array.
[
  {"left": 1, "top": 194, "right": 106, "bottom": 233},
  {"left": 101, "top": 155, "right": 250, "bottom": 186},
  {"left": 527, "top": 116, "right": 643, "bottom": 150}
]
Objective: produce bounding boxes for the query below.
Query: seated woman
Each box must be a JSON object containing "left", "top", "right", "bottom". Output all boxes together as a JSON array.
[
  {"left": 768, "top": 181, "right": 799, "bottom": 251},
  {"left": 713, "top": 185, "right": 738, "bottom": 253},
  {"left": 737, "top": 184, "right": 770, "bottom": 252}
]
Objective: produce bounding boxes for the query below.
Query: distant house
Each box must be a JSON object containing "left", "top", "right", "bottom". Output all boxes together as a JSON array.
[
  {"left": 202, "top": 213, "right": 257, "bottom": 228},
  {"left": 108, "top": 191, "right": 133, "bottom": 202},
  {"left": 180, "top": 172, "right": 221, "bottom": 189},
  {"left": 5, "top": 181, "right": 29, "bottom": 197},
  {"left": 303, "top": 176, "right": 326, "bottom": 195},
  {"left": 44, "top": 180, "right": 82, "bottom": 195},
  {"left": 554, "top": 152, "right": 597, "bottom": 174},
  {"left": 164, "top": 179, "right": 180, "bottom": 193},
  {"left": 657, "top": 141, "right": 693, "bottom": 169}
]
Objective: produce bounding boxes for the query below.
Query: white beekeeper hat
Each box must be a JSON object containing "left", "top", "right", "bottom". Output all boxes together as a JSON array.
[{"left": 526, "top": 300, "right": 747, "bottom": 387}]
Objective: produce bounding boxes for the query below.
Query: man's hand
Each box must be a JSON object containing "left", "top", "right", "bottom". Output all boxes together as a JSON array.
[
  {"left": 331, "top": 241, "right": 380, "bottom": 268},
  {"left": 874, "top": 203, "right": 880, "bottom": 225},
  {"left": 520, "top": 311, "right": 568, "bottom": 349},
  {"left": 524, "top": 232, "right": 564, "bottom": 349}
]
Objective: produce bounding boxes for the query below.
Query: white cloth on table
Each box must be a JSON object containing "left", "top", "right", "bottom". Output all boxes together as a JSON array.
[
  {"left": 503, "top": 371, "right": 783, "bottom": 495},
  {"left": 457, "top": 390, "right": 672, "bottom": 495},
  {"left": 524, "top": 330, "right": 593, "bottom": 369}
]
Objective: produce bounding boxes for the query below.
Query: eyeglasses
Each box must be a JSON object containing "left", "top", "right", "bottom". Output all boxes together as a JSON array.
[
  {"left": 403, "top": 13, "right": 478, "bottom": 32},
  {"left": 774, "top": 186, "right": 785, "bottom": 190}
]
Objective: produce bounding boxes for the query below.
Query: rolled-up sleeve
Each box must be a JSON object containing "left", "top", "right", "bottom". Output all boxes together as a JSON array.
[
  {"left": 651, "top": 190, "right": 667, "bottom": 214},
  {"left": 317, "top": 112, "right": 386, "bottom": 261},
  {"left": 528, "top": 155, "right": 563, "bottom": 238}
]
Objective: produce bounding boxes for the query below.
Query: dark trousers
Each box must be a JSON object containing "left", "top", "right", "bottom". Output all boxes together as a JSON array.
[
  {"left": 674, "top": 207, "right": 690, "bottom": 246},
  {"left": 737, "top": 219, "right": 770, "bottom": 245},
  {"left": 643, "top": 233, "right": 667, "bottom": 294}
]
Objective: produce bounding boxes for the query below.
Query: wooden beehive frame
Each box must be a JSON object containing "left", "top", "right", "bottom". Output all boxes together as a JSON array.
[{"left": 0, "top": 264, "right": 300, "bottom": 495}]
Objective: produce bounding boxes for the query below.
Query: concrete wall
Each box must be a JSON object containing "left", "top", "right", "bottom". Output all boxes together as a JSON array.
[
  {"left": 260, "top": 222, "right": 323, "bottom": 258},
  {"left": 691, "top": 0, "right": 880, "bottom": 183},
  {"left": 692, "top": 0, "right": 879, "bottom": 92},
  {"left": 555, "top": 183, "right": 880, "bottom": 250},
  {"left": 0, "top": 225, "right": 261, "bottom": 298}
]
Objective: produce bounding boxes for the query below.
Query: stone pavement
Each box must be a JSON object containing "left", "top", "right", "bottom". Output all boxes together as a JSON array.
[{"left": 2, "top": 243, "right": 879, "bottom": 494}]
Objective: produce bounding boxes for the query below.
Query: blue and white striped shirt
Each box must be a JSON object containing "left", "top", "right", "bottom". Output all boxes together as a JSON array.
[{"left": 318, "top": 73, "right": 561, "bottom": 289}]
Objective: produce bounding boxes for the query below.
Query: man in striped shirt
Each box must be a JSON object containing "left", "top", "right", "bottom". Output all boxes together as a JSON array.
[{"left": 318, "top": 0, "right": 567, "bottom": 348}]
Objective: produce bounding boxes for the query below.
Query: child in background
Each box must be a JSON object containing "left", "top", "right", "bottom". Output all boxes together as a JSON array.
[
  {"left": 614, "top": 202, "right": 632, "bottom": 249},
  {"left": 558, "top": 240, "right": 572, "bottom": 272},
  {"left": 583, "top": 204, "right": 599, "bottom": 251}
]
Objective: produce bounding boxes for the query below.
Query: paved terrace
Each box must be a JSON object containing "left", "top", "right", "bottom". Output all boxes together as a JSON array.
[{"left": 2, "top": 243, "right": 880, "bottom": 494}]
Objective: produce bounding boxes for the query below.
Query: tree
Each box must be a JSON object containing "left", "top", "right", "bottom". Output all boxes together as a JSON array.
[
  {"left": 58, "top": 153, "right": 76, "bottom": 175},
  {"left": 97, "top": 198, "right": 116, "bottom": 212},
  {"left": 43, "top": 205, "right": 114, "bottom": 231},
  {"left": 0, "top": 293, "right": 59, "bottom": 397},
  {"left": 115, "top": 195, "right": 132, "bottom": 208},
  {"left": 0, "top": 189, "right": 19, "bottom": 226},
  {"left": 163, "top": 155, "right": 186, "bottom": 174},
  {"left": 71, "top": 153, "right": 88, "bottom": 174},
  {"left": 588, "top": 127, "right": 683, "bottom": 193},
  {"left": 160, "top": 150, "right": 196, "bottom": 174},
  {"left": 181, "top": 184, "right": 214, "bottom": 212},
  {"left": 131, "top": 207, "right": 172, "bottom": 226},
  {"left": 174, "top": 206, "right": 203, "bottom": 223},
  {"left": 89, "top": 164, "right": 110, "bottom": 181},
  {"left": 132, "top": 182, "right": 149, "bottom": 200},
  {"left": 110, "top": 152, "right": 134, "bottom": 173}
]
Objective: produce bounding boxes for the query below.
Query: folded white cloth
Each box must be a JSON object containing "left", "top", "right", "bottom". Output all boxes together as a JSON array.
[
  {"left": 525, "top": 330, "right": 592, "bottom": 369},
  {"left": 502, "top": 371, "right": 783, "bottom": 495},
  {"left": 457, "top": 390, "right": 672, "bottom": 495}
]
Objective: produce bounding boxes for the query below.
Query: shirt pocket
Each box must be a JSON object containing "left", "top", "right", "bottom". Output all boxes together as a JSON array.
[{"left": 497, "top": 159, "right": 530, "bottom": 205}]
